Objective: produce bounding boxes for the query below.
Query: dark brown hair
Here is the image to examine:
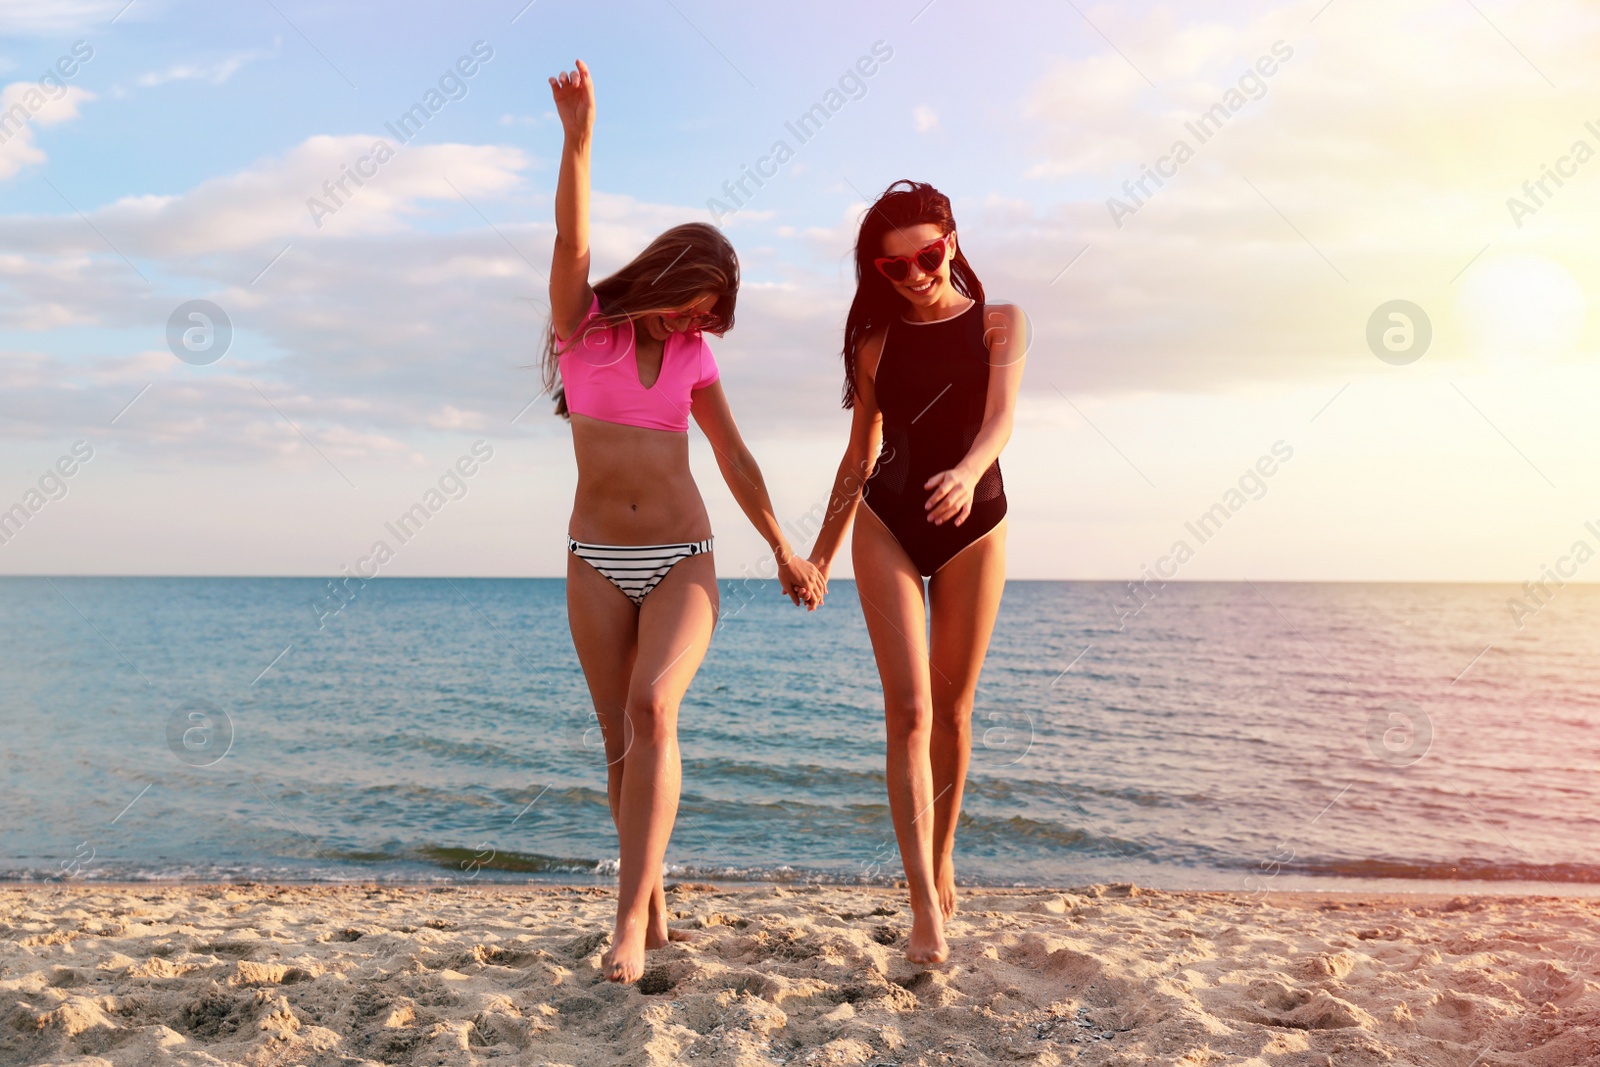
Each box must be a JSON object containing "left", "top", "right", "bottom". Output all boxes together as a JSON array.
[
  {"left": 543, "top": 222, "right": 740, "bottom": 416},
  {"left": 840, "top": 180, "right": 984, "bottom": 408}
]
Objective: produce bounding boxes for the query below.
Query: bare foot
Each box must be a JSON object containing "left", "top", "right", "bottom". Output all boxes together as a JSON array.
[
  {"left": 643, "top": 883, "right": 698, "bottom": 949},
  {"left": 604, "top": 911, "right": 648, "bottom": 983},
  {"left": 933, "top": 855, "right": 958, "bottom": 920},
  {"left": 905, "top": 906, "right": 949, "bottom": 965},
  {"left": 603, "top": 928, "right": 646, "bottom": 983},
  {"left": 644, "top": 925, "right": 699, "bottom": 948}
]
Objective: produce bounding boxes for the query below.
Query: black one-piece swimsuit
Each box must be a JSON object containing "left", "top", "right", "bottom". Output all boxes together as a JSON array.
[{"left": 861, "top": 300, "right": 1007, "bottom": 577}]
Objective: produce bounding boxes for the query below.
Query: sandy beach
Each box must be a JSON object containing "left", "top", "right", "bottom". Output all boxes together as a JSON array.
[{"left": 3, "top": 881, "right": 1595, "bottom": 1067}]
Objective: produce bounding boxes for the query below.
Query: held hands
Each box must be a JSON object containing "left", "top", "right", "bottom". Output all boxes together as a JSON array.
[
  {"left": 548, "top": 59, "right": 594, "bottom": 141},
  {"left": 777, "top": 551, "right": 827, "bottom": 611},
  {"left": 924, "top": 464, "right": 979, "bottom": 526},
  {"left": 807, "top": 552, "right": 832, "bottom": 587}
]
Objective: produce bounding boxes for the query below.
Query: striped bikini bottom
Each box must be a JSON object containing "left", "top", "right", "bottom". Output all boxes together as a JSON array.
[{"left": 567, "top": 536, "right": 714, "bottom": 605}]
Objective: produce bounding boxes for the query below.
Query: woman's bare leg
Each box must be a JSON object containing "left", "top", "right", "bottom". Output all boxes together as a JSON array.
[
  {"left": 606, "top": 553, "right": 717, "bottom": 982},
  {"left": 565, "top": 556, "right": 688, "bottom": 954},
  {"left": 926, "top": 520, "right": 1007, "bottom": 919},
  {"left": 852, "top": 505, "right": 947, "bottom": 965}
]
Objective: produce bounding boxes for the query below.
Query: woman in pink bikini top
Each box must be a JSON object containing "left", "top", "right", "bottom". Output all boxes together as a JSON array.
[
  {"left": 540, "top": 60, "right": 824, "bottom": 986},
  {"left": 555, "top": 291, "right": 721, "bottom": 433}
]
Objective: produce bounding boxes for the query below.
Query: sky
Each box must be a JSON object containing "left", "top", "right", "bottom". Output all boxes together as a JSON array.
[{"left": 0, "top": 0, "right": 1596, "bottom": 581}]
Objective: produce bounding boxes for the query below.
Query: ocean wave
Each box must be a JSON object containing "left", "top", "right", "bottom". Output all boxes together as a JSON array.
[
  {"left": 414, "top": 845, "right": 607, "bottom": 877},
  {"left": 1282, "top": 857, "right": 1600, "bottom": 884}
]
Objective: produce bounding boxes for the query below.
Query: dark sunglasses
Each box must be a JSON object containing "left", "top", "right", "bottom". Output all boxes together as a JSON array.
[{"left": 873, "top": 234, "right": 951, "bottom": 283}]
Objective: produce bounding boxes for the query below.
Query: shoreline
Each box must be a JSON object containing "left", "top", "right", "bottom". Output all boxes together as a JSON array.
[
  {"left": 10, "top": 873, "right": 1600, "bottom": 899},
  {"left": 11, "top": 877, "right": 1600, "bottom": 897},
  {"left": 6, "top": 881, "right": 1596, "bottom": 1065}
]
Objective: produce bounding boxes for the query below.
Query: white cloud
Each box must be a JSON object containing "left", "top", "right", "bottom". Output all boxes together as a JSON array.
[
  {"left": 426, "top": 404, "right": 487, "bottom": 430},
  {"left": 498, "top": 112, "right": 553, "bottom": 127},
  {"left": 0, "top": 137, "right": 748, "bottom": 464},
  {"left": 0, "top": 0, "right": 146, "bottom": 34},
  {"left": 135, "top": 40, "right": 279, "bottom": 87},
  {"left": 0, "top": 80, "right": 94, "bottom": 178},
  {"left": 5, "top": 2, "right": 1599, "bottom": 482},
  {"left": 1010, "top": 0, "right": 1600, "bottom": 394},
  {"left": 0, "top": 134, "right": 534, "bottom": 263},
  {"left": 912, "top": 104, "right": 939, "bottom": 134}
]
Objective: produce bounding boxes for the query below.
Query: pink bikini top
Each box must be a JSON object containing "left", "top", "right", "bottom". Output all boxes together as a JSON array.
[{"left": 556, "top": 294, "right": 720, "bottom": 432}]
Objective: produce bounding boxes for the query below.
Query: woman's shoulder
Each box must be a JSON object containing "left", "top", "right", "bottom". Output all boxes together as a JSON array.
[
  {"left": 977, "top": 302, "right": 1027, "bottom": 352},
  {"left": 679, "top": 328, "right": 720, "bottom": 389},
  {"left": 846, "top": 324, "right": 889, "bottom": 392},
  {"left": 555, "top": 292, "right": 606, "bottom": 349},
  {"left": 856, "top": 321, "right": 890, "bottom": 362}
]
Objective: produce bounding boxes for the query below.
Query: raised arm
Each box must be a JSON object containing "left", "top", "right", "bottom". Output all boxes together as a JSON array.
[
  {"left": 807, "top": 329, "right": 887, "bottom": 583},
  {"left": 690, "top": 382, "right": 826, "bottom": 610},
  {"left": 549, "top": 59, "right": 595, "bottom": 338}
]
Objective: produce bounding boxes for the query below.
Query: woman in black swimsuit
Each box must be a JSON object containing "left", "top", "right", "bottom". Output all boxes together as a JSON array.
[{"left": 809, "top": 180, "right": 1026, "bottom": 964}]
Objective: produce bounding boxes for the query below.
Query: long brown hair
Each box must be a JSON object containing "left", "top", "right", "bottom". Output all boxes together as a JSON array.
[
  {"left": 543, "top": 222, "right": 740, "bottom": 417},
  {"left": 840, "top": 180, "right": 984, "bottom": 409}
]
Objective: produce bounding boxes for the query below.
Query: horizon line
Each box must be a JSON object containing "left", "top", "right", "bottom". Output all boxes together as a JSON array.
[{"left": 0, "top": 574, "right": 1578, "bottom": 586}]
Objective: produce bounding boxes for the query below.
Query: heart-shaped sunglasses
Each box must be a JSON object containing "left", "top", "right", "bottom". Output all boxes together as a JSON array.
[
  {"left": 659, "top": 308, "right": 714, "bottom": 330},
  {"left": 873, "top": 233, "right": 952, "bottom": 283}
]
